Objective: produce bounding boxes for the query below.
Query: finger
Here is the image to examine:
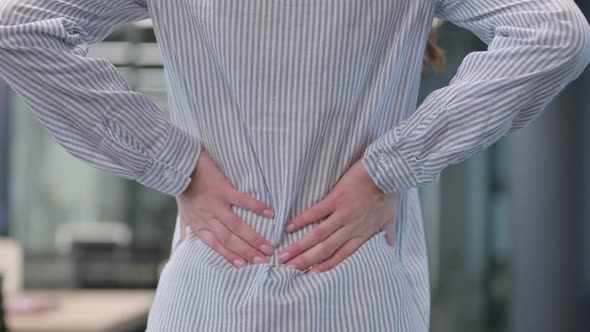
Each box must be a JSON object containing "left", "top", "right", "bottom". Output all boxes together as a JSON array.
[
  {"left": 205, "top": 218, "right": 270, "bottom": 264},
  {"left": 383, "top": 216, "right": 396, "bottom": 248},
  {"left": 306, "top": 236, "right": 366, "bottom": 275},
  {"left": 278, "top": 213, "right": 343, "bottom": 264},
  {"left": 180, "top": 220, "right": 187, "bottom": 242},
  {"left": 195, "top": 228, "right": 248, "bottom": 269},
  {"left": 283, "top": 225, "right": 353, "bottom": 271},
  {"left": 215, "top": 205, "right": 275, "bottom": 256},
  {"left": 285, "top": 194, "right": 338, "bottom": 232},
  {"left": 224, "top": 189, "right": 275, "bottom": 219}
]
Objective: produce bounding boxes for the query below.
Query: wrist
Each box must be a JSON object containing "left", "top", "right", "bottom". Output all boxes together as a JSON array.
[
  {"left": 179, "top": 145, "right": 202, "bottom": 198},
  {"left": 358, "top": 158, "right": 386, "bottom": 196}
]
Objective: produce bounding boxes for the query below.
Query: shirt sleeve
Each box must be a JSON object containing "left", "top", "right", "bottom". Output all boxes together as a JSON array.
[
  {"left": 361, "top": 0, "right": 590, "bottom": 194},
  {"left": 0, "top": 0, "right": 202, "bottom": 197}
]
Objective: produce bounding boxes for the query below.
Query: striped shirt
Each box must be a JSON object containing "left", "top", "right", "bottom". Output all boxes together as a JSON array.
[{"left": 1, "top": 0, "right": 589, "bottom": 331}]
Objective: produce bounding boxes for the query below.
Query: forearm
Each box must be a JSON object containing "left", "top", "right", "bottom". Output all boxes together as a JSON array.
[
  {"left": 0, "top": 0, "right": 202, "bottom": 196},
  {"left": 362, "top": 0, "right": 590, "bottom": 194}
]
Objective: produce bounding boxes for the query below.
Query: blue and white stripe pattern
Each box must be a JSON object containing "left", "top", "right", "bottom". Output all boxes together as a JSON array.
[{"left": 1, "top": 0, "right": 589, "bottom": 331}]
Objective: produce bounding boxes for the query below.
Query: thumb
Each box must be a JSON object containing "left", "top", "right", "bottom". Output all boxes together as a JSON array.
[
  {"left": 180, "top": 220, "right": 187, "bottom": 242},
  {"left": 384, "top": 217, "right": 396, "bottom": 248}
]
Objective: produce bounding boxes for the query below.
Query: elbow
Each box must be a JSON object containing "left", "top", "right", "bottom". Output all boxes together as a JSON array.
[
  {"left": 0, "top": 0, "right": 24, "bottom": 27},
  {"left": 575, "top": 21, "right": 590, "bottom": 69},
  {"left": 0, "top": 2, "right": 24, "bottom": 49},
  {"left": 553, "top": 8, "right": 590, "bottom": 76},
  {"left": 0, "top": 2, "right": 89, "bottom": 53},
  {"left": 566, "top": 17, "right": 590, "bottom": 69}
]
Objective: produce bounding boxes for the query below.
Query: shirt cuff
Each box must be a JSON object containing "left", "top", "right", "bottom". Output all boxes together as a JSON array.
[
  {"left": 361, "top": 143, "right": 420, "bottom": 194},
  {"left": 136, "top": 124, "right": 202, "bottom": 197}
]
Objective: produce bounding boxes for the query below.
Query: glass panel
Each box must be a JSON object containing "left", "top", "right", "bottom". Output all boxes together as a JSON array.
[
  {"left": 419, "top": 21, "right": 512, "bottom": 332},
  {"left": 0, "top": 82, "right": 9, "bottom": 236},
  {"left": 7, "top": 25, "right": 177, "bottom": 257}
]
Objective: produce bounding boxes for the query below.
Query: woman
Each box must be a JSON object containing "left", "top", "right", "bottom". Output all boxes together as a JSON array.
[{"left": 0, "top": 0, "right": 588, "bottom": 331}]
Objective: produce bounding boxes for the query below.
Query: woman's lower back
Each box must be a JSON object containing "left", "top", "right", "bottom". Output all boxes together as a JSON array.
[{"left": 146, "top": 189, "right": 430, "bottom": 332}]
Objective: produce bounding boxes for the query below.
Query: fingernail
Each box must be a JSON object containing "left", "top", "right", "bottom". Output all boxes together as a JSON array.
[
  {"left": 262, "top": 209, "right": 275, "bottom": 218},
  {"left": 285, "top": 224, "right": 295, "bottom": 232},
  {"left": 278, "top": 251, "right": 290, "bottom": 263},
  {"left": 260, "top": 244, "right": 274, "bottom": 256},
  {"left": 285, "top": 263, "right": 297, "bottom": 269},
  {"left": 253, "top": 256, "right": 267, "bottom": 264},
  {"left": 308, "top": 269, "right": 319, "bottom": 275},
  {"left": 233, "top": 259, "right": 247, "bottom": 268}
]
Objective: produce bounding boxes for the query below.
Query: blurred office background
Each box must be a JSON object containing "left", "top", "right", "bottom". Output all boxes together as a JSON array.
[{"left": 1, "top": 2, "right": 589, "bottom": 331}]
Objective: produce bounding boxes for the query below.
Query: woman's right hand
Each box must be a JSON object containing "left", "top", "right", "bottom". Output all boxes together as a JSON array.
[{"left": 175, "top": 147, "right": 276, "bottom": 268}]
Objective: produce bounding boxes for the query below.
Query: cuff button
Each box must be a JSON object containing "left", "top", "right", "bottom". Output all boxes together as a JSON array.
[
  {"left": 163, "top": 169, "right": 173, "bottom": 180},
  {"left": 378, "top": 153, "right": 387, "bottom": 164}
]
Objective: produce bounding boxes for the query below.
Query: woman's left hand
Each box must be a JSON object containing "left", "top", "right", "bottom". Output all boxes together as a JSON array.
[{"left": 278, "top": 158, "right": 399, "bottom": 274}]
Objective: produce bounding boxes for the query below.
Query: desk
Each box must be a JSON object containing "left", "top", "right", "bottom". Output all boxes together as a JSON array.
[{"left": 7, "top": 290, "right": 155, "bottom": 332}]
